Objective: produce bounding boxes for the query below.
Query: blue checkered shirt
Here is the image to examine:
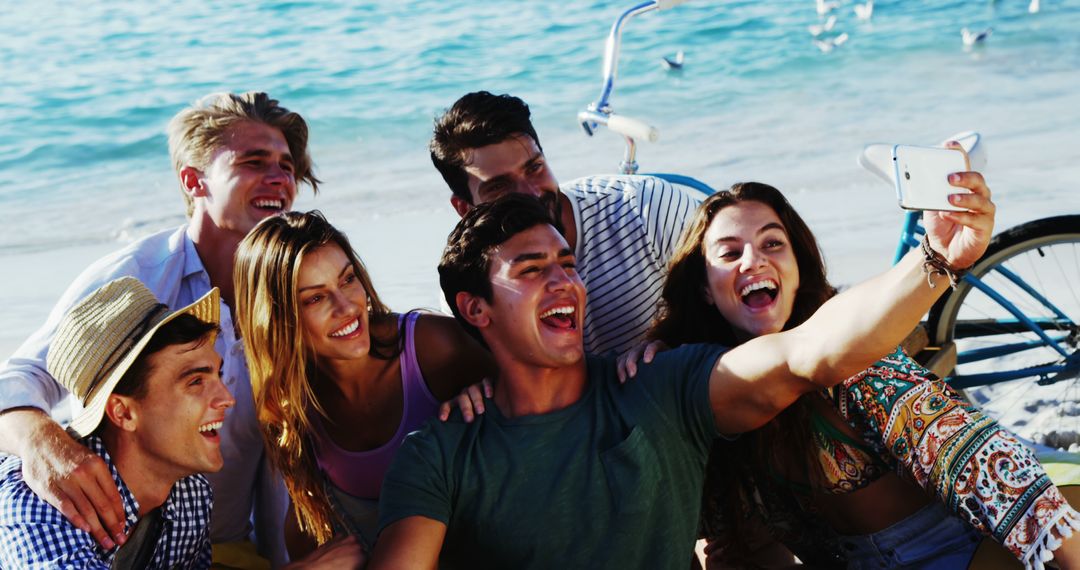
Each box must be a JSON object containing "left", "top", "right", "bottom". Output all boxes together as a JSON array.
[{"left": 0, "top": 435, "right": 213, "bottom": 569}]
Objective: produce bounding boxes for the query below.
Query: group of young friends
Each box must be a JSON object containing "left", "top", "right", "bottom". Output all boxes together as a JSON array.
[{"left": 0, "top": 90, "right": 1075, "bottom": 570}]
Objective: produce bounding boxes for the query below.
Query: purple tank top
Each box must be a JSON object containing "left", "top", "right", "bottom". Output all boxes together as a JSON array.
[{"left": 311, "top": 312, "right": 441, "bottom": 499}]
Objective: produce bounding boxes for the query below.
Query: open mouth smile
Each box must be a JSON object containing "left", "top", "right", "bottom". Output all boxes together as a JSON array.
[
  {"left": 739, "top": 279, "right": 779, "bottom": 309},
  {"left": 329, "top": 318, "right": 361, "bottom": 338},
  {"left": 539, "top": 305, "right": 577, "bottom": 330},
  {"left": 199, "top": 419, "right": 224, "bottom": 439},
  {"left": 252, "top": 198, "right": 285, "bottom": 212}
]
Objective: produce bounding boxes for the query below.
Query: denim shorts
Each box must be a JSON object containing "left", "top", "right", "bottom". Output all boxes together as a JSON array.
[
  {"left": 324, "top": 477, "right": 380, "bottom": 551},
  {"left": 837, "top": 501, "right": 983, "bottom": 569}
]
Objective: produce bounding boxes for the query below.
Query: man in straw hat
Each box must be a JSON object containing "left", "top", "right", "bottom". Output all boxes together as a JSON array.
[
  {"left": 0, "top": 277, "right": 232, "bottom": 568},
  {"left": 0, "top": 92, "right": 324, "bottom": 567}
]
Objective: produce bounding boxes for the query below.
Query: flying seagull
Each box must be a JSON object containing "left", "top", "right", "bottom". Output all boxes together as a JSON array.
[
  {"left": 816, "top": 0, "right": 840, "bottom": 16},
  {"left": 961, "top": 27, "right": 992, "bottom": 46},
  {"left": 854, "top": 0, "right": 874, "bottom": 20},
  {"left": 809, "top": 15, "right": 837, "bottom": 36},
  {"left": 662, "top": 50, "right": 684, "bottom": 70},
  {"left": 814, "top": 32, "right": 849, "bottom": 53}
]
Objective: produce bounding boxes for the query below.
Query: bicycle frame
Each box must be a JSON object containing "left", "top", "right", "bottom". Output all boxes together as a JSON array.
[
  {"left": 894, "top": 211, "right": 1078, "bottom": 388},
  {"left": 580, "top": 1, "right": 680, "bottom": 175}
]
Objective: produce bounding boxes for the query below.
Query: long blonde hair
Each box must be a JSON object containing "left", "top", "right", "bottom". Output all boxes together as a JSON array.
[{"left": 234, "top": 210, "right": 394, "bottom": 544}]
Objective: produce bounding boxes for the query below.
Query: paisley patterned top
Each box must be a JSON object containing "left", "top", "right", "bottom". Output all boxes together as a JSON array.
[
  {"left": 702, "top": 347, "right": 1080, "bottom": 569},
  {"left": 760, "top": 411, "right": 890, "bottom": 499}
]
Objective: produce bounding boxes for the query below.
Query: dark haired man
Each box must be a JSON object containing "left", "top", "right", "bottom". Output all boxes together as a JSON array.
[
  {"left": 431, "top": 90, "right": 700, "bottom": 356},
  {"left": 0, "top": 277, "right": 232, "bottom": 568},
  {"left": 0, "top": 92, "right": 315, "bottom": 566},
  {"left": 368, "top": 183, "right": 997, "bottom": 568}
]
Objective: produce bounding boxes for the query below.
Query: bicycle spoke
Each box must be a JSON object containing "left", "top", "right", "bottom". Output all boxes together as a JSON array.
[{"left": 930, "top": 217, "right": 1080, "bottom": 448}]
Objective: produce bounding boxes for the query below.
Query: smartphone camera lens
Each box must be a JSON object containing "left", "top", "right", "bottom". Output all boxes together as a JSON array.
[{"left": 904, "top": 171, "right": 911, "bottom": 180}]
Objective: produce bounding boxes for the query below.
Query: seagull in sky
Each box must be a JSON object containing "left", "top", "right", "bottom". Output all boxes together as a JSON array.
[
  {"left": 809, "top": 15, "right": 837, "bottom": 36},
  {"left": 854, "top": 0, "right": 874, "bottom": 20}
]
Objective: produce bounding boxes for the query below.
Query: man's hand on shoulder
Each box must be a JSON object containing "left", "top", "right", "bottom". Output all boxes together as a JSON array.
[
  {"left": 284, "top": 535, "right": 367, "bottom": 570},
  {"left": 1, "top": 409, "right": 126, "bottom": 549}
]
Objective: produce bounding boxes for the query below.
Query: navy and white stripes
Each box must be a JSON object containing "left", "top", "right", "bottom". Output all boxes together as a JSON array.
[{"left": 563, "top": 175, "right": 700, "bottom": 356}]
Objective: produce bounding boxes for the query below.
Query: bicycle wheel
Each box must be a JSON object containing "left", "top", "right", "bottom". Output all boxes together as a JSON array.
[{"left": 928, "top": 215, "right": 1080, "bottom": 448}]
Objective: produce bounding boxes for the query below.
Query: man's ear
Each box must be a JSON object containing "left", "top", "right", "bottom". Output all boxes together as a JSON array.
[
  {"left": 455, "top": 292, "right": 491, "bottom": 329},
  {"left": 179, "top": 166, "right": 207, "bottom": 199},
  {"left": 450, "top": 195, "right": 471, "bottom": 218},
  {"left": 103, "top": 394, "right": 138, "bottom": 432}
]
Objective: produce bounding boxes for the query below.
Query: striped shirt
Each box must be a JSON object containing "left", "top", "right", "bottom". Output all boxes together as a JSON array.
[
  {"left": 562, "top": 175, "right": 701, "bottom": 356},
  {"left": 0, "top": 435, "right": 213, "bottom": 569}
]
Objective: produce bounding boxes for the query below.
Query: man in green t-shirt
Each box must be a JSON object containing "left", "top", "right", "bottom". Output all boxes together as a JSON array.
[{"left": 370, "top": 184, "right": 994, "bottom": 568}]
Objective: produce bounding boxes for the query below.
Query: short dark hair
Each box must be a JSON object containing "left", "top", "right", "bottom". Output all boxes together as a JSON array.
[
  {"left": 430, "top": 91, "right": 542, "bottom": 204},
  {"left": 111, "top": 314, "right": 219, "bottom": 401},
  {"left": 438, "top": 194, "right": 557, "bottom": 345}
]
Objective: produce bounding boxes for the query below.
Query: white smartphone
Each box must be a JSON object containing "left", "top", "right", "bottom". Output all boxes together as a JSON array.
[{"left": 891, "top": 144, "right": 971, "bottom": 211}]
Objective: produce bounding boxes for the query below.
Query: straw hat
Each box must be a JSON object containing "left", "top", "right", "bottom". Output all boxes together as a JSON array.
[{"left": 47, "top": 277, "right": 220, "bottom": 438}]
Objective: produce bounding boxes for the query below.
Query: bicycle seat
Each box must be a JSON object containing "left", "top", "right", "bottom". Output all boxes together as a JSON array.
[{"left": 858, "top": 131, "right": 987, "bottom": 184}]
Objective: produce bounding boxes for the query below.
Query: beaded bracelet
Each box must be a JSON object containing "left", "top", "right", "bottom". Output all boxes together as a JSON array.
[{"left": 921, "top": 235, "right": 970, "bottom": 289}]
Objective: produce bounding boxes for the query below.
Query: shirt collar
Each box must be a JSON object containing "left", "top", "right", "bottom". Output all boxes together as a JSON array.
[
  {"left": 81, "top": 435, "right": 181, "bottom": 526},
  {"left": 180, "top": 226, "right": 210, "bottom": 283}
]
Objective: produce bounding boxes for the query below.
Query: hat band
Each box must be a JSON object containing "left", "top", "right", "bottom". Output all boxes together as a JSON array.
[{"left": 85, "top": 303, "right": 169, "bottom": 397}]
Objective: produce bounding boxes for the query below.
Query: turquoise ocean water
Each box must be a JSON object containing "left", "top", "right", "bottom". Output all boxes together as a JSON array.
[{"left": 2, "top": 0, "right": 1079, "bottom": 353}]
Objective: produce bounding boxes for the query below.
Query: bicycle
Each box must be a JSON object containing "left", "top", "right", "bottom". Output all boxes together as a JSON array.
[{"left": 576, "top": 0, "right": 1080, "bottom": 444}]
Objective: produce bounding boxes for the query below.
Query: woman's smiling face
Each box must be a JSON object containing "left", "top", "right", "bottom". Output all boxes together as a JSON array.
[
  {"left": 701, "top": 200, "right": 800, "bottom": 341},
  {"left": 297, "top": 243, "right": 371, "bottom": 362}
]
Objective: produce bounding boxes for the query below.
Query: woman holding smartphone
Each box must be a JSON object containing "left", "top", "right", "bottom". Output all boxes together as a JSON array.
[
  {"left": 234, "top": 211, "right": 495, "bottom": 558},
  {"left": 619, "top": 181, "right": 1080, "bottom": 569}
]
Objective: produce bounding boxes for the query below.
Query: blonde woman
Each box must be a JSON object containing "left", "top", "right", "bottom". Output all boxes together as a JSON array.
[{"left": 234, "top": 210, "right": 494, "bottom": 558}]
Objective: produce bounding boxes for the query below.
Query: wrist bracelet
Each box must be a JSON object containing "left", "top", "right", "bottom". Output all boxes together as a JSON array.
[{"left": 921, "top": 235, "right": 970, "bottom": 289}]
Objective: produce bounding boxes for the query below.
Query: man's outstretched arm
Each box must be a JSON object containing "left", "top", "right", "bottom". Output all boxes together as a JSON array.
[
  {"left": 368, "top": 516, "right": 446, "bottom": 570},
  {"left": 709, "top": 171, "right": 995, "bottom": 434}
]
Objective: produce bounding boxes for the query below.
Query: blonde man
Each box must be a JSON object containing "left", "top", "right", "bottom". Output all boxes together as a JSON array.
[{"left": 0, "top": 92, "right": 317, "bottom": 567}]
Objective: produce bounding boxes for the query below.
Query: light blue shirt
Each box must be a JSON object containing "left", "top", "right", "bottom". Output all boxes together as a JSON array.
[{"left": 0, "top": 225, "right": 287, "bottom": 565}]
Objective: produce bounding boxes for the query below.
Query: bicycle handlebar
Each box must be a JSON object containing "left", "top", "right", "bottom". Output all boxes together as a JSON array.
[
  {"left": 579, "top": 0, "right": 688, "bottom": 172},
  {"left": 858, "top": 131, "right": 987, "bottom": 184},
  {"left": 656, "top": 0, "right": 690, "bottom": 9},
  {"left": 608, "top": 114, "right": 660, "bottom": 143}
]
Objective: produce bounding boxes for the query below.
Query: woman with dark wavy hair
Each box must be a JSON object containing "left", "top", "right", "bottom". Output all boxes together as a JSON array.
[{"left": 621, "top": 182, "right": 1080, "bottom": 569}]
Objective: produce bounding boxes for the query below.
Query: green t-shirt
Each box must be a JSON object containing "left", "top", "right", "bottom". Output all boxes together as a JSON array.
[{"left": 377, "top": 344, "right": 725, "bottom": 569}]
